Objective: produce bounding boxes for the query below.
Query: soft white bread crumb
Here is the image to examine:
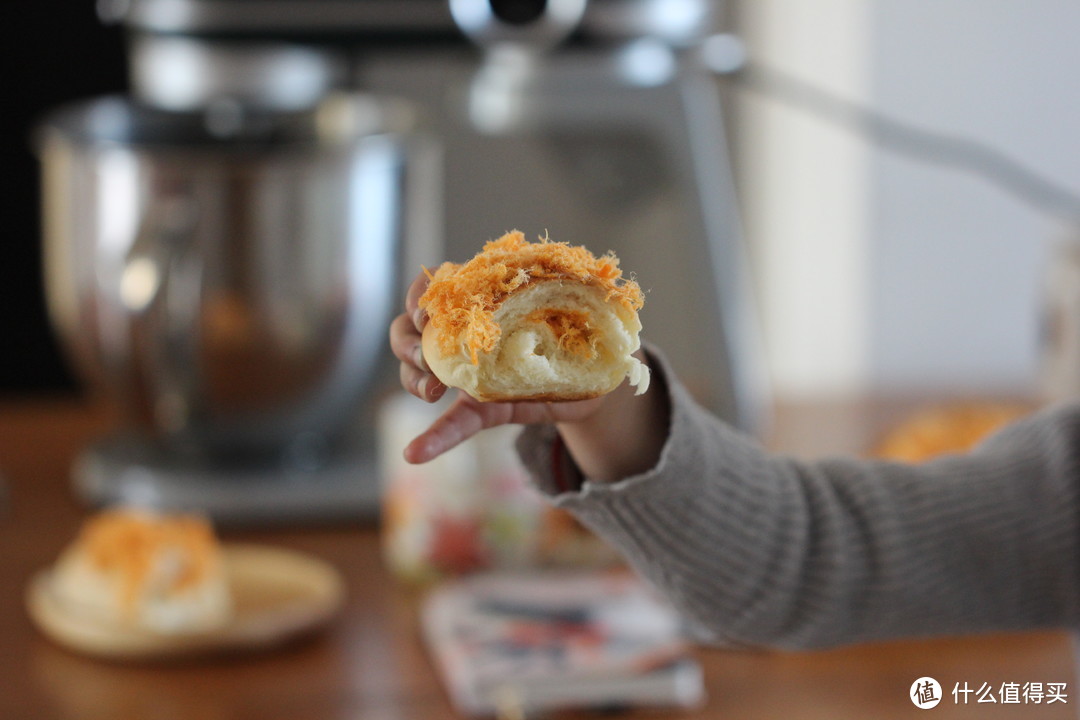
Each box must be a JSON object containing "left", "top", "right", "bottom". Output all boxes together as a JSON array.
[{"left": 423, "top": 280, "right": 649, "bottom": 402}]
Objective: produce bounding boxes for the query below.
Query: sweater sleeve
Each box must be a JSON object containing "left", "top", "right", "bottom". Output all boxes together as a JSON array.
[{"left": 516, "top": 351, "right": 1080, "bottom": 650}]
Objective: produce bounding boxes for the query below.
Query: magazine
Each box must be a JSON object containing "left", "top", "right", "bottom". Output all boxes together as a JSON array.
[{"left": 421, "top": 571, "right": 705, "bottom": 717}]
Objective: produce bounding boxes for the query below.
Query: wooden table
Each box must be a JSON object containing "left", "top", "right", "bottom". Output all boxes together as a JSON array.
[{"left": 0, "top": 397, "right": 1075, "bottom": 719}]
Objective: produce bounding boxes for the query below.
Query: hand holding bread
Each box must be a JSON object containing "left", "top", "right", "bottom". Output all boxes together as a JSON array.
[{"left": 390, "top": 231, "right": 661, "bottom": 469}]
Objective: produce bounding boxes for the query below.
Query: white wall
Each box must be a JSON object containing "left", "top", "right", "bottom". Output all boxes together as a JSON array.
[
  {"left": 736, "top": 0, "right": 873, "bottom": 399},
  {"left": 867, "top": 1, "right": 1080, "bottom": 396},
  {"left": 735, "top": 0, "right": 1080, "bottom": 399}
]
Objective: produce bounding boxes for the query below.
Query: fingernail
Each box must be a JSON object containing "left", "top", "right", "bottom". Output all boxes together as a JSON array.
[
  {"left": 412, "top": 307, "right": 427, "bottom": 330},
  {"left": 417, "top": 375, "right": 430, "bottom": 399},
  {"left": 413, "top": 344, "right": 429, "bottom": 373}
]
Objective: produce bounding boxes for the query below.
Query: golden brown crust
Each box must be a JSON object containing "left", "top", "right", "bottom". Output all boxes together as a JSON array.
[{"left": 421, "top": 322, "right": 451, "bottom": 380}]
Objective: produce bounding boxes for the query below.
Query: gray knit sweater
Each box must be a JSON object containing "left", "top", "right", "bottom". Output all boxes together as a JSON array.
[{"left": 516, "top": 351, "right": 1080, "bottom": 650}]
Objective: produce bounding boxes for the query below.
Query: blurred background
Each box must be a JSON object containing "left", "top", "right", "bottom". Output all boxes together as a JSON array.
[
  {"left": 5, "top": 0, "right": 1080, "bottom": 404},
  {"left": 737, "top": 1, "right": 1080, "bottom": 401},
  {"left": 5, "top": 6, "right": 1079, "bottom": 714},
  {"left": 4, "top": 1, "right": 126, "bottom": 395}
]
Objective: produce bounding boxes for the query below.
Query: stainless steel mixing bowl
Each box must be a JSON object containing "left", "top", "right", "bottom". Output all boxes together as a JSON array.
[{"left": 38, "top": 94, "right": 424, "bottom": 460}]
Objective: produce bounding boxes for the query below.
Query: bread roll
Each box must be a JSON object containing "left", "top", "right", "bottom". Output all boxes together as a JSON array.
[
  {"left": 50, "top": 508, "right": 232, "bottom": 633},
  {"left": 873, "top": 402, "right": 1030, "bottom": 463},
  {"left": 419, "top": 231, "right": 649, "bottom": 402}
]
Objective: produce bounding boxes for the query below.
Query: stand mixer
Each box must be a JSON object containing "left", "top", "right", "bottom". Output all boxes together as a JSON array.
[{"left": 40, "top": 0, "right": 767, "bottom": 523}]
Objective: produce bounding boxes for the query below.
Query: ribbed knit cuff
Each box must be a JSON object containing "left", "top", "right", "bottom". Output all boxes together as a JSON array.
[{"left": 516, "top": 346, "right": 692, "bottom": 503}]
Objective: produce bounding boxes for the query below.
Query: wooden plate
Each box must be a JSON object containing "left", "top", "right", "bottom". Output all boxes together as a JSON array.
[{"left": 26, "top": 544, "right": 345, "bottom": 661}]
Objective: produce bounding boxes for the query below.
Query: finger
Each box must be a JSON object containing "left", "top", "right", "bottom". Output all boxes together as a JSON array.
[
  {"left": 501, "top": 397, "right": 605, "bottom": 426},
  {"left": 404, "top": 394, "right": 511, "bottom": 464},
  {"left": 399, "top": 361, "right": 446, "bottom": 402},
  {"left": 405, "top": 269, "right": 432, "bottom": 331},
  {"left": 389, "top": 313, "right": 428, "bottom": 371},
  {"left": 402, "top": 394, "right": 607, "bottom": 462}
]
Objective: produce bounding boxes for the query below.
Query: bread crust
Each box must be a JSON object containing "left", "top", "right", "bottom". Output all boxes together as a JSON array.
[{"left": 420, "top": 322, "right": 458, "bottom": 392}]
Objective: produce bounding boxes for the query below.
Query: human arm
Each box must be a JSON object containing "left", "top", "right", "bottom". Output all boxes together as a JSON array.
[
  {"left": 391, "top": 271, "right": 1080, "bottom": 649},
  {"left": 519, "top": 351, "right": 1080, "bottom": 649}
]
